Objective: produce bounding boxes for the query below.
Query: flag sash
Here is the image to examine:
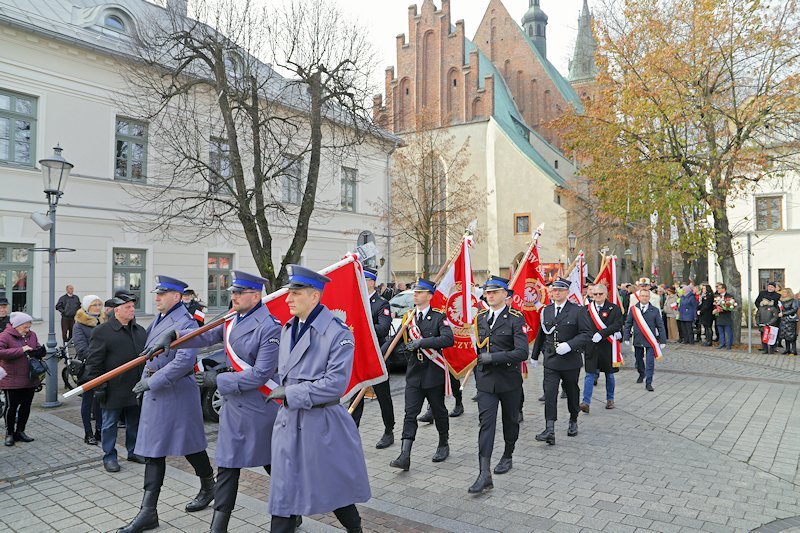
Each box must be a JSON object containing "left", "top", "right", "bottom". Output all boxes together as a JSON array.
[
  {"left": 631, "top": 306, "right": 663, "bottom": 360},
  {"left": 224, "top": 317, "right": 281, "bottom": 400},
  {"left": 407, "top": 312, "right": 452, "bottom": 396},
  {"left": 588, "top": 303, "right": 624, "bottom": 367}
]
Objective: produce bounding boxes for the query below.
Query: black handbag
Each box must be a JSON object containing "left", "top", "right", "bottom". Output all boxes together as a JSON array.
[{"left": 28, "top": 355, "right": 48, "bottom": 381}]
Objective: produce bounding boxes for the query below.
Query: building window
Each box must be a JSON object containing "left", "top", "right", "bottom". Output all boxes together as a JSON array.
[
  {"left": 280, "top": 155, "right": 302, "bottom": 204},
  {"left": 115, "top": 118, "right": 147, "bottom": 181},
  {"left": 0, "top": 89, "right": 36, "bottom": 167},
  {"left": 514, "top": 213, "right": 530, "bottom": 235},
  {"left": 554, "top": 159, "right": 559, "bottom": 169},
  {"left": 112, "top": 249, "right": 146, "bottom": 311},
  {"left": 104, "top": 15, "right": 126, "bottom": 32},
  {"left": 209, "top": 137, "right": 232, "bottom": 194},
  {"left": 0, "top": 244, "right": 33, "bottom": 313},
  {"left": 758, "top": 269, "right": 784, "bottom": 291},
  {"left": 755, "top": 196, "right": 782, "bottom": 231},
  {"left": 341, "top": 167, "right": 357, "bottom": 212},
  {"left": 207, "top": 253, "right": 233, "bottom": 309}
]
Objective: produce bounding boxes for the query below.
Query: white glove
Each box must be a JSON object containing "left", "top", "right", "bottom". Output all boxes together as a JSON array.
[
  {"left": 530, "top": 359, "right": 538, "bottom": 368},
  {"left": 592, "top": 332, "right": 602, "bottom": 343},
  {"left": 624, "top": 341, "right": 631, "bottom": 346},
  {"left": 556, "top": 343, "right": 572, "bottom": 355},
  {"left": 614, "top": 332, "right": 622, "bottom": 340},
  {"left": 660, "top": 344, "right": 666, "bottom": 349}
]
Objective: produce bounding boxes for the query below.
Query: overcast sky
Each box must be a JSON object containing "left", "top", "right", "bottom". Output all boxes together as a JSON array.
[{"left": 331, "top": 0, "right": 586, "bottom": 90}]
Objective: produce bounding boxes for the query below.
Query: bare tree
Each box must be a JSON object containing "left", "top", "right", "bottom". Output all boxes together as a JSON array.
[
  {"left": 120, "top": 0, "right": 379, "bottom": 289},
  {"left": 378, "top": 114, "right": 482, "bottom": 278}
]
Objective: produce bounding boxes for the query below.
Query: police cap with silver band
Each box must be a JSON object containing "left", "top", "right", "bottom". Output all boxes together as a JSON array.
[
  {"left": 152, "top": 275, "right": 189, "bottom": 294},
  {"left": 364, "top": 267, "right": 378, "bottom": 282},
  {"left": 283, "top": 264, "right": 331, "bottom": 291},
  {"left": 412, "top": 278, "right": 436, "bottom": 293},
  {"left": 483, "top": 275, "right": 511, "bottom": 293},
  {"left": 228, "top": 270, "right": 268, "bottom": 293},
  {"left": 551, "top": 277, "right": 571, "bottom": 290}
]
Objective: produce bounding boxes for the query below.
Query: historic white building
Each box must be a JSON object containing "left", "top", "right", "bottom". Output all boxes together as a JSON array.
[{"left": 0, "top": 0, "right": 396, "bottom": 337}]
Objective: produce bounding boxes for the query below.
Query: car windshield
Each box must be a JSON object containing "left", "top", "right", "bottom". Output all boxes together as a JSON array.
[{"left": 390, "top": 291, "right": 414, "bottom": 317}]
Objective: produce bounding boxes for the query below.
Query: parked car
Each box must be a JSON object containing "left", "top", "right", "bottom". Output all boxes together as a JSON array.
[
  {"left": 386, "top": 290, "right": 415, "bottom": 370},
  {"left": 195, "top": 346, "right": 229, "bottom": 423}
]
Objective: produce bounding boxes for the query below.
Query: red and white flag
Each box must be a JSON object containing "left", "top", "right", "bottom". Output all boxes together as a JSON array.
[
  {"left": 510, "top": 226, "right": 549, "bottom": 343},
  {"left": 592, "top": 256, "right": 623, "bottom": 367},
  {"left": 266, "top": 255, "right": 388, "bottom": 401},
  {"left": 430, "top": 236, "right": 479, "bottom": 379},
  {"left": 567, "top": 251, "right": 586, "bottom": 306}
]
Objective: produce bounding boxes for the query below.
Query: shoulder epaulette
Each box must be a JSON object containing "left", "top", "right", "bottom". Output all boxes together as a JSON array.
[
  {"left": 508, "top": 308, "right": 523, "bottom": 317},
  {"left": 332, "top": 317, "right": 349, "bottom": 330},
  {"left": 477, "top": 309, "right": 488, "bottom": 315}
]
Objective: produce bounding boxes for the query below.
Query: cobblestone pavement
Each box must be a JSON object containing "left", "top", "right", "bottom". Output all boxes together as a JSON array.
[{"left": 1, "top": 342, "right": 798, "bottom": 532}]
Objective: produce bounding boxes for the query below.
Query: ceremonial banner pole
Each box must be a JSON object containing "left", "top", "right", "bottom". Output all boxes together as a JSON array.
[
  {"left": 63, "top": 256, "right": 358, "bottom": 400},
  {"left": 348, "top": 223, "right": 476, "bottom": 414},
  {"left": 508, "top": 224, "right": 544, "bottom": 291}
]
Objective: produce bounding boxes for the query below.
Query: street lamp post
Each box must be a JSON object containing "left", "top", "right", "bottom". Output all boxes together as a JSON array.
[
  {"left": 567, "top": 231, "right": 577, "bottom": 264},
  {"left": 624, "top": 248, "right": 633, "bottom": 282},
  {"left": 38, "top": 145, "right": 73, "bottom": 408}
]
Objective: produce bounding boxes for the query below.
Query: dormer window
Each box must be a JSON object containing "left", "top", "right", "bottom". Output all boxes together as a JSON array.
[{"left": 104, "top": 15, "right": 126, "bottom": 32}]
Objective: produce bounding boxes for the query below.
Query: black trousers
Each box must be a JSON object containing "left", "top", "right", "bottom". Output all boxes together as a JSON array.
[
  {"left": 272, "top": 504, "right": 360, "bottom": 532},
  {"left": 450, "top": 373, "right": 463, "bottom": 404},
  {"left": 678, "top": 321, "right": 695, "bottom": 344},
  {"left": 143, "top": 451, "right": 213, "bottom": 491},
  {"left": 3, "top": 387, "right": 35, "bottom": 434},
  {"left": 61, "top": 316, "right": 75, "bottom": 344},
  {"left": 476, "top": 387, "right": 522, "bottom": 459},
  {"left": 543, "top": 367, "right": 580, "bottom": 422},
  {"left": 401, "top": 384, "right": 448, "bottom": 441},
  {"left": 350, "top": 378, "right": 394, "bottom": 432},
  {"left": 215, "top": 465, "right": 270, "bottom": 512}
]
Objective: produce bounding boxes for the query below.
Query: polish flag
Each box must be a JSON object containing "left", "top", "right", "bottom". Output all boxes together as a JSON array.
[
  {"left": 509, "top": 226, "right": 549, "bottom": 342},
  {"left": 567, "top": 251, "right": 586, "bottom": 306}
]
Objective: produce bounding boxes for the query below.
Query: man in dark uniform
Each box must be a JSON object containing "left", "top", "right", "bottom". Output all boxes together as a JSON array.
[
  {"left": 531, "top": 278, "right": 592, "bottom": 445},
  {"left": 182, "top": 289, "right": 207, "bottom": 326},
  {"left": 580, "top": 283, "right": 623, "bottom": 412},
  {"left": 468, "top": 277, "right": 529, "bottom": 494},
  {"left": 350, "top": 267, "right": 396, "bottom": 449},
  {"left": 389, "top": 278, "right": 455, "bottom": 471}
]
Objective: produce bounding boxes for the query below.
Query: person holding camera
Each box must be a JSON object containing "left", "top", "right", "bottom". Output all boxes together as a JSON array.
[{"left": 0, "top": 312, "right": 44, "bottom": 446}]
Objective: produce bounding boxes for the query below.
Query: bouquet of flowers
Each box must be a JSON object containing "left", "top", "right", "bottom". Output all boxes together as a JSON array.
[{"left": 713, "top": 295, "right": 737, "bottom": 315}]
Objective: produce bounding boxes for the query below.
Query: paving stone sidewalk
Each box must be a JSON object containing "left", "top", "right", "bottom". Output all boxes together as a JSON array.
[{"left": 0, "top": 342, "right": 798, "bottom": 532}]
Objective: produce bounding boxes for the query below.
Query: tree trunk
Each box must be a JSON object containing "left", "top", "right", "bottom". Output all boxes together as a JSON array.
[
  {"left": 713, "top": 201, "right": 743, "bottom": 344},
  {"left": 681, "top": 252, "right": 692, "bottom": 283},
  {"left": 693, "top": 257, "right": 708, "bottom": 284}
]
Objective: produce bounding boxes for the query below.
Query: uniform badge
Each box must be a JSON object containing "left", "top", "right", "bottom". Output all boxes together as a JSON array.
[
  {"left": 602, "top": 311, "right": 608, "bottom": 318},
  {"left": 340, "top": 339, "right": 355, "bottom": 347},
  {"left": 268, "top": 338, "right": 280, "bottom": 344},
  {"left": 522, "top": 325, "right": 529, "bottom": 334},
  {"left": 383, "top": 308, "right": 390, "bottom": 316},
  {"left": 441, "top": 318, "right": 449, "bottom": 325}
]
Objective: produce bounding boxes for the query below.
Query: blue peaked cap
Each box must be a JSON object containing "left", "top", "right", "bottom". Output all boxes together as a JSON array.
[
  {"left": 484, "top": 276, "right": 511, "bottom": 292},
  {"left": 551, "top": 277, "right": 571, "bottom": 290},
  {"left": 229, "top": 270, "right": 268, "bottom": 292},
  {"left": 364, "top": 267, "right": 378, "bottom": 281},
  {"left": 152, "top": 275, "right": 189, "bottom": 294},
  {"left": 284, "top": 264, "right": 331, "bottom": 291},
  {"left": 413, "top": 278, "right": 436, "bottom": 294}
]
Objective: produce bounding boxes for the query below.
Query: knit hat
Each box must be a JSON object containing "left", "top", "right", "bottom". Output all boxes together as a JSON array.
[
  {"left": 10, "top": 312, "right": 33, "bottom": 328},
  {"left": 82, "top": 294, "right": 102, "bottom": 312}
]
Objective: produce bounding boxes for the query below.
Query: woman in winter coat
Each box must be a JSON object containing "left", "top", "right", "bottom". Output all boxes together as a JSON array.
[
  {"left": 73, "top": 295, "right": 106, "bottom": 445},
  {"left": 0, "top": 312, "right": 43, "bottom": 446},
  {"left": 677, "top": 286, "right": 698, "bottom": 344},
  {"left": 757, "top": 299, "right": 781, "bottom": 354},
  {"left": 662, "top": 287, "right": 679, "bottom": 341},
  {"left": 778, "top": 288, "right": 798, "bottom": 355},
  {"left": 697, "top": 285, "right": 715, "bottom": 346}
]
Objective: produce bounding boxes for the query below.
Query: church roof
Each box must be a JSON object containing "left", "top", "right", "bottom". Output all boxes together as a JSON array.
[
  {"left": 568, "top": 0, "right": 598, "bottom": 83},
  {"left": 518, "top": 29, "right": 585, "bottom": 113},
  {"left": 465, "top": 38, "right": 567, "bottom": 187}
]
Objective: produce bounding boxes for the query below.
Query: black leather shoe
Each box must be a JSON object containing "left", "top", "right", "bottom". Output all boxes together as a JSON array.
[
  {"left": 4, "top": 434, "right": 14, "bottom": 446},
  {"left": 127, "top": 454, "right": 147, "bottom": 464},
  {"left": 185, "top": 475, "right": 215, "bottom": 512},
  {"left": 518, "top": 411, "right": 524, "bottom": 423},
  {"left": 118, "top": 490, "right": 159, "bottom": 533},
  {"left": 646, "top": 384, "right": 654, "bottom": 392},
  {"left": 471, "top": 394, "right": 478, "bottom": 402},
  {"left": 210, "top": 509, "right": 231, "bottom": 533},
  {"left": 390, "top": 439, "right": 412, "bottom": 471},
  {"left": 84, "top": 433, "right": 98, "bottom": 446},
  {"left": 449, "top": 403, "right": 464, "bottom": 417},
  {"left": 432, "top": 444, "right": 449, "bottom": 462},
  {"left": 104, "top": 459, "right": 121, "bottom": 473},
  {"left": 538, "top": 395, "right": 545, "bottom": 402},
  {"left": 560, "top": 390, "right": 567, "bottom": 399},
  {"left": 13, "top": 431, "right": 34, "bottom": 442},
  {"left": 493, "top": 456, "right": 512, "bottom": 475},
  {"left": 636, "top": 375, "right": 644, "bottom": 384},
  {"left": 535, "top": 421, "right": 556, "bottom": 445},
  {"left": 375, "top": 432, "right": 394, "bottom": 449},
  {"left": 468, "top": 456, "right": 493, "bottom": 493},
  {"left": 567, "top": 420, "right": 578, "bottom": 437},
  {"left": 417, "top": 407, "right": 434, "bottom": 423}
]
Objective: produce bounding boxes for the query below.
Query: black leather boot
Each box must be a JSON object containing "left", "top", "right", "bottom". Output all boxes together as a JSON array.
[
  {"left": 210, "top": 510, "right": 231, "bottom": 533},
  {"left": 185, "top": 475, "right": 215, "bottom": 512},
  {"left": 432, "top": 434, "right": 449, "bottom": 462},
  {"left": 375, "top": 431, "right": 394, "bottom": 449},
  {"left": 390, "top": 439, "right": 412, "bottom": 470},
  {"left": 567, "top": 419, "right": 578, "bottom": 437},
  {"left": 417, "top": 406, "right": 434, "bottom": 423},
  {"left": 13, "top": 431, "right": 34, "bottom": 442},
  {"left": 4, "top": 433, "right": 14, "bottom": 446},
  {"left": 118, "top": 490, "right": 159, "bottom": 533},
  {"left": 467, "top": 456, "right": 493, "bottom": 493},
  {"left": 493, "top": 455, "right": 513, "bottom": 475},
  {"left": 449, "top": 402, "right": 464, "bottom": 417},
  {"left": 535, "top": 420, "right": 556, "bottom": 445}
]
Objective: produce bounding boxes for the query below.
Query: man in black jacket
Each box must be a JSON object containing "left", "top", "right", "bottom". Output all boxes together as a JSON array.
[
  {"left": 350, "top": 267, "right": 396, "bottom": 449},
  {"left": 531, "top": 278, "right": 593, "bottom": 444},
  {"left": 390, "top": 278, "right": 455, "bottom": 471},
  {"left": 84, "top": 296, "right": 147, "bottom": 472},
  {"left": 468, "top": 277, "right": 528, "bottom": 494},
  {"left": 0, "top": 297, "right": 9, "bottom": 331},
  {"left": 55, "top": 284, "right": 81, "bottom": 345},
  {"left": 580, "top": 283, "right": 623, "bottom": 412}
]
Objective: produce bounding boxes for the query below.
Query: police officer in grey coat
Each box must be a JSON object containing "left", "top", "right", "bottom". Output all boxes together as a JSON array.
[
  {"left": 468, "top": 276, "right": 529, "bottom": 494},
  {"left": 266, "top": 265, "right": 370, "bottom": 533},
  {"left": 158, "top": 271, "right": 281, "bottom": 532},
  {"left": 118, "top": 276, "right": 214, "bottom": 533},
  {"left": 531, "top": 278, "right": 593, "bottom": 445}
]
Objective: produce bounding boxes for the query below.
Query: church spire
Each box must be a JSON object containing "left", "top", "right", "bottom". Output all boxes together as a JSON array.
[
  {"left": 568, "top": 0, "right": 598, "bottom": 82},
  {"left": 521, "top": 0, "right": 548, "bottom": 58}
]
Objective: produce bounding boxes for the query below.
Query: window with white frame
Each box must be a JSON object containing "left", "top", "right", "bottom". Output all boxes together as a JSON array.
[
  {"left": 112, "top": 249, "right": 146, "bottom": 311},
  {"left": 755, "top": 195, "right": 782, "bottom": 231},
  {"left": 280, "top": 155, "right": 302, "bottom": 204},
  {"left": 0, "top": 89, "right": 36, "bottom": 167},
  {"left": 341, "top": 167, "right": 357, "bottom": 212},
  {"left": 207, "top": 253, "right": 233, "bottom": 309},
  {"left": 115, "top": 118, "right": 147, "bottom": 181},
  {"left": 209, "top": 137, "right": 232, "bottom": 194}
]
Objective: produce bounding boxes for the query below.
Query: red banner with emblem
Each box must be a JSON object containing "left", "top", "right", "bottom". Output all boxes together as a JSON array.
[
  {"left": 510, "top": 227, "right": 549, "bottom": 343},
  {"left": 430, "top": 237, "right": 479, "bottom": 379},
  {"left": 266, "top": 256, "right": 388, "bottom": 401},
  {"left": 593, "top": 256, "right": 623, "bottom": 366}
]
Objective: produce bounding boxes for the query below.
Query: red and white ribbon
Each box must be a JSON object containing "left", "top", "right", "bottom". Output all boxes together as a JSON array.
[
  {"left": 408, "top": 312, "right": 452, "bottom": 397},
  {"left": 224, "top": 317, "right": 281, "bottom": 401},
  {"left": 588, "top": 304, "right": 623, "bottom": 367},
  {"left": 631, "top": 306, "right": 663, "bottom": 360}
]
